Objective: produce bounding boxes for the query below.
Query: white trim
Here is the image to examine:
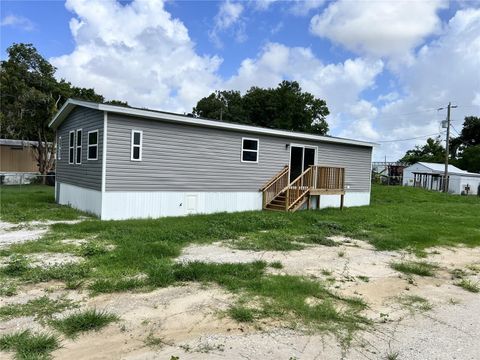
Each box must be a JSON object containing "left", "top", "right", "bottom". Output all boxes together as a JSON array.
[
  {"left": 57, "top": 136, "right": 62, "bottom": 160},
  {"left": 102, "top": 112, "right": 107, "bottom": 193},
  {"left": 131, "top": 129, "right": 143, "bottom": 161},
  {"left": 68, "top": 131, "right": 75, "bottom": 164},
  {"left": 49, "top": 99, "right": 376, "bottom": 148},
  {"left": 87, "top": 130, "right": 99, "bottom": 160},
  {"left": 75, "top": 128, "right": 82, "bottom": 165},
  {"left": 241, "top": 137, "right": 259, "bottom": 163}
]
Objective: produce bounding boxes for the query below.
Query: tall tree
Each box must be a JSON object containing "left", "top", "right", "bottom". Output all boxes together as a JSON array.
[
  {"left": 0, "top": 43, "right": 121, "bottom": 177},
  {"left": 400, "top": 137, "right": 445, "bottom": 165},
  {"left": 193, "top": 81, "right": 330, "bottom": 135}
]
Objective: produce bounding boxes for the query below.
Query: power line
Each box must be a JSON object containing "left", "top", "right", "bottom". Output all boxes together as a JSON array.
[{"left": 376, "top": 132, "right": 444, "bottom": 143}]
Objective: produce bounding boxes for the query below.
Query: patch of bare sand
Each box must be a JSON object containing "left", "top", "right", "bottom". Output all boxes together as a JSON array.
[
  {"left": 0, "top": 219, "right": 83, "bottom": 249},
  {"left": 52, "top": 284, "right": 249, "bottom": 360},
  {"left": 177, "top": 241, "right": 480, "bottom": 322}
]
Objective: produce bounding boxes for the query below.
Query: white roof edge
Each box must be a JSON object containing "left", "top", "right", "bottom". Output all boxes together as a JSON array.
[{"left": 49, "top": 99, "right": 376, "bottom": 148}]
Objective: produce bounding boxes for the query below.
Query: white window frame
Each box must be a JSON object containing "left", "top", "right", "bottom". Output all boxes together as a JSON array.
[
  {"left": 75, "top": 128, "right": 82, "bottom": 165},
  {"left": 87, "top": 130, "right": 99, "bottom": 161},
  {"left": 68, "top": 131, "right": 75, "bottom": 164},
  {"left": 131, "top": 130, "right": 143, "bottom": 161},
  {"left": 240, "top": 137, "right": 259, "bottom": 163},
  {"left": 57, "top": 136, "right": 62, "bottom": 160}
]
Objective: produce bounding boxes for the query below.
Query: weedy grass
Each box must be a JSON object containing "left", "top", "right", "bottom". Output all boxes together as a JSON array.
[
  {"left": 0, "top": 296, "right": 77, "bottom": 321},
  {"left": 455, "top": 279, "right": 480, "bottom": 293},
  {"left": 390, "top": 261, "right": 438, "bottom": 277},
  {"left": 3, "top": 185, "right": 480, "bottom": 345},
  {"left": 269, "top": 261, "right": 283, "bottom": 269},
  {"left": 0, "top": 185, "right": 86, "bottom": 223},
  {"left": 228, "top": 306, "right": 254, "bottom": 322},
  {"left": 49, "top": 309, "right": 118, "bottom": 338},
  {"left": 398, "top": 295, "right": 433, "bottom": 313},
  {"left": 0, "top": 330, "right": 60, "bottom": 360}
]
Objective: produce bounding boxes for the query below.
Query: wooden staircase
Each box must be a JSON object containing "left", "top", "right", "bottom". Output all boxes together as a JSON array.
[{"left": 260, "top": 165, "right": 345, "bottom": 212}]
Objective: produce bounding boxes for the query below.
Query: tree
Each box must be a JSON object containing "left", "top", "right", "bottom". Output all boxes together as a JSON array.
[
  {"left": 456, "top": 145, "right": 480, "bottom": 173},
  {"left": 0, "top": 43, "right": 122, "bottom": 177},
  {"left": 400, "top": 137, "right": 445, "bottom": 165},
  {"left": 193, "top": 81, "right": 330, "bottom": 135}
]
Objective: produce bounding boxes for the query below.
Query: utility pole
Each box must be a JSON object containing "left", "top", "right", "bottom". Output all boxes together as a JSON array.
[{"left": 438, "top": 102, "right": 457, "bottom": 192}]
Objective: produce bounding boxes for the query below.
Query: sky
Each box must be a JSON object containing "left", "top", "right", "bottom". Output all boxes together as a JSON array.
[{"left": 1, "top": 0, "right": 479, "bottom": 161}]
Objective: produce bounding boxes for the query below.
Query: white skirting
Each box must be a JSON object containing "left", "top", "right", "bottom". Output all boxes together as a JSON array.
[
  {"left": 101, "top": 191, "right": 263, "bottom": 220},
  {"left": 318, "top": 192, "right": 370, "bottom": 209},
  {"left": 56, "top": 183, "right": 370, "bottom": 220},
  {"left": 57, "top": 182, "right": 102, "bottom": 217}
]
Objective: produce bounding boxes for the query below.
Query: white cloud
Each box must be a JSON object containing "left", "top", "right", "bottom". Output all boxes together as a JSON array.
[
  {"left": 310, "top": 0, "right": 447, "bottom": 59},
  {"left": 290, "top": 0, "right": 325, "bottom": 16},
  {"left": 51, "top": 0, "right": 221, "bottom": 112},
  {"left": 368, "top": 7, "right": 480, "bottom": 160},
  {"left": 209, "top": 1, "right": 245, "bottom": 47},
  {"left": 1, "top": 14, "right": 35, "bottom": 31},
  {"left": 225, "top": 42, "right": 383, "bottom": 130}
]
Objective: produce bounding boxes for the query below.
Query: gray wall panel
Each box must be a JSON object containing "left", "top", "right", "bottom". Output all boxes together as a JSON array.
[
  {"left": 105, "top": 113, "right": 372, "bottom": 192},
  {"left": 56, "top": 107, "right": 103, "bottom": 190}
]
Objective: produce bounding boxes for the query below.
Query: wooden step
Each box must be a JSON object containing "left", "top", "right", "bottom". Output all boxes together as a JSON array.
[
  {"left": 266, "top": 203, "right": 287, "bottom": 210},
  {"left": 270, "top": 199, "right": 286, "bottom": 205}
]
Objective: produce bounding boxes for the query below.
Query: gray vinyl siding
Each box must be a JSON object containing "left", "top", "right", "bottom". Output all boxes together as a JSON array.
[
  {"left": 105, "top": 113, "right": 372, "bottom": 192},
  {"left": 56, "top": 107, "right": 103, "bottom": 190}
]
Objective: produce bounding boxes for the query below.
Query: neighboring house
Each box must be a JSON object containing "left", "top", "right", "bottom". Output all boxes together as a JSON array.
[
  {"left": 0, "top": 139, "right": 39, "bottom": 184},
  {"left": 403, "top": 162, "right": 480, "bottom": 195},
  {"left": 49, "top": 99, "right": 375, "bottom": 220}
]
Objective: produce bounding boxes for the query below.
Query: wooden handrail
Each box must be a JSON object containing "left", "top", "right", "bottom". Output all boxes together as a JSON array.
[
  {"left": 261, "top": 166, "right": 290, "bottom": 209},
  {"left": 260, "top": 165, "right": 289, "bottom": 191},
  {"left": 261, "top": 165, "right": 345, "bottom": 211}
]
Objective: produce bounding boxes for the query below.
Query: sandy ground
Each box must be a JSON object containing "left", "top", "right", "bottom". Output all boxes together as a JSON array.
[{"left": 1, "top": 222, "right": 479, "bottom": 359}]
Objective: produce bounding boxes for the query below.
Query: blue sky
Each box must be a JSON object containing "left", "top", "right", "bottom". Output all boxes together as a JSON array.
[{"left": 1, "top": 0, "right": 479, "bottom": 160}]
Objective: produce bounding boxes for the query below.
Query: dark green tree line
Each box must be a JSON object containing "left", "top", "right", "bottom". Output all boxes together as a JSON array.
[{"left": 193, "top": 81, "right": 330, "bottom": 135}]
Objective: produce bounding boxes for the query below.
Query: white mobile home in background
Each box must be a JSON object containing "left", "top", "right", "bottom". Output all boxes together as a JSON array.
[{"left": 403, "top": 162, "right": 480, "bottom": 195}]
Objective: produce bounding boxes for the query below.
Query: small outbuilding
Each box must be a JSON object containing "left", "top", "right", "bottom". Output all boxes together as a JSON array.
[
  {"left": 0, "top": 139, "right": 39, "bottom": 184},
  {"left": 49, "top": 99, "right": 375, "bottom": 220},
  {"left": 403, "top": 162, "right": 480, "bottom": 195}
]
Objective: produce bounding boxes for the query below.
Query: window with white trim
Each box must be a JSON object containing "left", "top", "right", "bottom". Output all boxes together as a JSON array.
[
  {"left": 57, "top": 136, "right": 62, "bottom": 160},
  {"left": 131, "top": 130, "right": 142, "bottom": 161},
  {"left": 241, "top": 138, "right": 259, "bottom": 163},
  {"left": 75, "top": 129, "right": 82, "bottom": 164},
  {"left": 87, "top": 130, "right": 98, "bottom": 160},
  {"left": 69, "top": 131, "right": 74, "bottom": 164}
]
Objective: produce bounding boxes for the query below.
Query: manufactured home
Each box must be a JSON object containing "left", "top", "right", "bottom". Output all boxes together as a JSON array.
[
  {"left": 403, "top": 162, "right": 480, "bottom": 195},
  {"left": 49, "top": 99, "right": 375, "bottom": 220}
]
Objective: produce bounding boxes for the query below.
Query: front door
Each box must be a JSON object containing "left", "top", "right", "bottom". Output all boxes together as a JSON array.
[{"left": 289, "top": 145, "right": 316, "bottom": 182}]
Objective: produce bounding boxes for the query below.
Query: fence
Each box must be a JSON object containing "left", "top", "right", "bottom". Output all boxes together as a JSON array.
[{"left": 0, "top": 173, "right": 55, "bottom": 186}]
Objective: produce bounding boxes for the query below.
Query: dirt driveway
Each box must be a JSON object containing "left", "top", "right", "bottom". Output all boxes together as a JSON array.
[{"left": 1, "top": 221, "right": 479, "bottom": 359}]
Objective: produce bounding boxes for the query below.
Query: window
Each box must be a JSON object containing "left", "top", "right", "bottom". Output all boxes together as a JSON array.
[
  {"left": 75, "top": 129, "right": 82, "bottom": 164},
  {"left": 87, "top": 130, "right": 98, "bottom": 160},
  {"left": 57, "top": 136, "right": 62, "bottom": 160},
  {"left": 69, "top": 131, "right": 75, "bottom": 164},
  {"left": 241, "top": 138, "right": 259, "bottom": 163},
  {"left": 131, "top": 130, "right": 142, "bottom": 161}
]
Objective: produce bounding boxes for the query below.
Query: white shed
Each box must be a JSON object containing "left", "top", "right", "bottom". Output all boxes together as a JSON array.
[{"left": 403, "top": 162, "right": 480, "bottom": 195}]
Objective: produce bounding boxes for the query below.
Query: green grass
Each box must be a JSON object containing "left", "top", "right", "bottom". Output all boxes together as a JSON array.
[
  {"left": 398, "top": 295, "right": 433, "bottom": 312},
  {"left": 228, "top": 306, "right": 254, "bottom": 322},
  {"left": 455, "top": 279, "right": 480, "bottom": 293},
  {"left": 49, "top": 309, "right": 118, "bottom": 338},
  {"left": 2, "top": 184, "right": 480, "bottom": 344},
  {"left": 0, "top": 296, "right": 76, "bottom": 321},
  {"left": 391, "top": 261, "right": 438, "bottom": 277},
  {"left": 0, "top": 185, "right": 87, "bottom": 222},
  {"left": 0, "top": 330, "right": 60, "bottom": 360}
]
